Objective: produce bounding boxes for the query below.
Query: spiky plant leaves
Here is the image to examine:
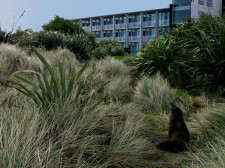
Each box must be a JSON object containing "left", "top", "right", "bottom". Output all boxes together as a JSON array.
[
  {"left": 8, "top": 48, "right": 108, "bottom": 113},
  {"left": 132, "top": 35, "right": 194, "bottom": 88}
]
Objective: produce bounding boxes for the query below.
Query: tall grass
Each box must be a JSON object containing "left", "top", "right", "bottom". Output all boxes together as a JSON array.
[
  {"left": 93, "top": 57, "right": 133, "bottom": 103},
  {"left": 8, "top": 48, "right": 108, "bottom": 123},
  {"left": 0, "top": 45, "right": 153, "bottom": 167},
  {"left": 189, "top": 106, "right": 225, "bottom": 168},
  {"left": 0, "top": 44, "right": 29, "bottom": 77},
  {"left": 133, "top": 73, "right": 175, "bottom": 112}
]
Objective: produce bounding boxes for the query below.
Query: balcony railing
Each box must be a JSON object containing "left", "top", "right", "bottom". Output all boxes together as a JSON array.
[
  {"left": 82, "top": 26, "right": 91, "bottom": 31},
  {"left": 159, "top": 20, "right": 169, "bottom": 26},
  {"left": 103, "top": 37, "right": 114, "bottom": 40},
  {"left": 143, "top": 21, "right": 156, "bottom": 27},
  {"left": 115, "top": 37, "right": 126, "bottom": 42},
  {"left": 103, "top": 24, "right": 113, "bottom": 30},
  {"left": 92, "top": 25, "right": 102, "bottom": 31},
  {"left": 96, "top": 38, "right": 101, "bottom": 42},
  {"left": 142, "top": 36, "right": 155, "bottom": 42},
  {"left": 128, "top": 22, "right": 140, "bottom": 28},
  {"left": 128, "top": 36, "right": 140, "bottom": 42},
  {"left": 115, "top": 23, "right": 126, "bottom": 29}
]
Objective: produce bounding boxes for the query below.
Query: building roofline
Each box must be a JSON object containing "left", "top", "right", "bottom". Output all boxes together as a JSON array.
[{"left": 71, "top": 7, "right": 170, "bottom": 21}]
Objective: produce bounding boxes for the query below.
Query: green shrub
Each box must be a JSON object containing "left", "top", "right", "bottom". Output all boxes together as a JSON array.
[
  {"left": 98, "top": 39, "right": 118, "bottom": 47},
  {"left": 0, "top": 29, "right": 12, "bottom": 44},
  {"left": 11, "top": 30, "right": 93, "bottom": 61},
  {"left": 91, "top": 47, "right": 108, "bottom": 59},
  {"left": 92, "top": 39, "right": 125, "bottom": 59},
  {"left": 132, "top": 35, "right": 194, "bottom": 88},
  {"left": 66, "top": 34, "right": 93, "bottom": 61},
  {"left": 42, "top": 15, "right": 85, "bottom": 35},
  {"left": 42, "top": 15, "right": 96, "bottom": 52},
  {"left": 11, "top": 28, "right": 34, "bottom": 48},
  {"left": 112, "top": 45, "right": 126, "bottom": 56},
  {"left": 33, "top": 31, "right": 94, "bottom": 61},
  {"left": 192, "top": 15, "right": 225, "bottom": 89},
  {"left": 32, "top": 31, "right": 66, "bottom": 50},
  {"left": 171, "top": 14, "right": 225, "bottom": 90}
]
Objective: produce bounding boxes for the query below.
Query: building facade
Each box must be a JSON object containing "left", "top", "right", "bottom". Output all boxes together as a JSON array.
[{"left": 73, "top": 0, "right": 223, "bottom": 54}]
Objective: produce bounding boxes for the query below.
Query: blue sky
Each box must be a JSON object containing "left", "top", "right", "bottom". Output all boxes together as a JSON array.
[{"left": 0, "top": 0, "right": 171, "bottom": 32}]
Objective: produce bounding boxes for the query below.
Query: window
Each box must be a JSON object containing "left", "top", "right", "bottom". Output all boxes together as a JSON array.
[
  {"left": 118, "top": 43, "right": 125, "bottom": 47},
  {"left": 198, "top": 10, "right": 204, "bottom": 16},
  {"left": 103, "top": 30, "right": 113, "bottom": 37},
  {"left": 116, "top": 16, "right": 125, "bottom": 24},
  {"left": 82, "top": 20, "right": 90, "bottom": 27},
  {"left": 198, "top": 0, "right": 204, "bottom": 5},
  {"left": 129, "top": 15, "right": 140, "bottom": 23},
  {"left": 93, "top": 19, "right": 101, "bottom": 26},
  {"left": 173, "top": 9, "right": 191, "bottom": 23},
  {"left": 115, "top": 30, "right": 125, "bottom": 37},
  {"left": 143, "top": 28, "right": 156, "bottom": 37},
  {"left": 159, "top": 12, "right": 170, "bottom": 26},
  {"left": 129, "top": 29, "right": 140, "bottom": 37},
  {"left": 174, "top": 0, "right": 192, "bottom": 7},
  {"left": 103, "top": 17, "right": 113, "bottom": 25},
  {"left": 94, "top": 32, "right": 101, "bottom": 38},
  {"left": 129, "top": 43, "right": 140, "bottom": 54},
  {"left": 207, "top": 0, "right": 212, "bottom": 7},
  {"left": 143, "top": 13, "right": 156, "bottom": 22}
]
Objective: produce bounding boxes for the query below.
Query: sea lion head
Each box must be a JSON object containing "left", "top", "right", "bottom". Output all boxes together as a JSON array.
[{"left": 170, "top": 103, "right": 183, "bottom": 118}]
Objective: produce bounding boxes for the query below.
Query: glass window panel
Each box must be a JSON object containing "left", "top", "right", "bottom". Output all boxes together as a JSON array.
[
  {"left": 174, "top": 0, "right": 192, "bottom": 7},
  {"left": 173, "top": 9, "right": 191, "bottom": 23}
]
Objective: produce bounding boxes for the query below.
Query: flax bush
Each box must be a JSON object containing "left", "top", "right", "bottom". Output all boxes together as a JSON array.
[{"left": 132, "top": 35, "right": 194, "bottom": 88}]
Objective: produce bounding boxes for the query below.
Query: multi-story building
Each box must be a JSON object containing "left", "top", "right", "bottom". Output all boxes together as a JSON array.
[{"left": 72, "top": 0, "right": 223, "bottom": 54}]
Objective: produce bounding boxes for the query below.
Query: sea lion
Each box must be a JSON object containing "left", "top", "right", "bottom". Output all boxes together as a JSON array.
[{"left": 156, "top": 103, "right": 190, "bottom": 153}]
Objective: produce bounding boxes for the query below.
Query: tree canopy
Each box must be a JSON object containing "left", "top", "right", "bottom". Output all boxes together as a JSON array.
[{"left": 42, "top": 16, "right": 85, "bottom": 35}]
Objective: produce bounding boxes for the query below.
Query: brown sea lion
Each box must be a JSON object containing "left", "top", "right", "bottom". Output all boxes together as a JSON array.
[{"left": 156, "top": 103, "right": 190, "bottom": 153}]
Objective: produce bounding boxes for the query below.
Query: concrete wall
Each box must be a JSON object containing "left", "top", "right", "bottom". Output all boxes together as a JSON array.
[{"left": 191, "top": 0, "right": 222, "bottom": 19}]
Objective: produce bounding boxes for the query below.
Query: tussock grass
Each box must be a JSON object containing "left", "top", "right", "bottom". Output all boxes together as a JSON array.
[
  {"left": 0, "top": 46, "right": 152, "bottom": 167},
  {"left": 95, "top": 57, "right": 130, "bottom": 78},
  {"left": 0, "top": 98, "right": 60, "bottom": 167},
  {"left": 133, "top": 73, "right": 175, "bottom": 112},
  {"left": 188, "top": 106, "right": 225, "bottom": 168},
  {"left": 104, "top": 76, "right": 133, "bottom": 102},
  {"left": 0, "top": 44, "right": 29, "bottom": 77},
  {"left": 95, "top": 103, "right": 153, "bottom": 167},
  {"left": 85, "top": 57, "right": 133, "bottom": 103},
  {"left": 1, "top": 44, "right": 224, "bottom": 168}
]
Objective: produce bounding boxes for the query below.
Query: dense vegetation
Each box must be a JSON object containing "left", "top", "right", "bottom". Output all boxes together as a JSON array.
[
  {"left": 133, "top": 14, "right": 225, "bottom": 93},
  {"left": 0, "top": 16, "right": 125, "bottom": 61},
  {"left": 92, "top": 39, "right": 125, "bottom": 59},
  {"left": 0, "top": 14, "right": 225, "bottom": 167}
]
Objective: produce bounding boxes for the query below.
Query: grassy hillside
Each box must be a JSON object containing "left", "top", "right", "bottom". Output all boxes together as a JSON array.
[{"left": 0, "top": 43, "right": 224, "bottom": 167}]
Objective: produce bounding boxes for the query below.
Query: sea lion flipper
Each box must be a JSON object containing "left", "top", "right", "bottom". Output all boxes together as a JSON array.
[
  {"left": 152, "top": 139, "right": 166, "bottom": 146},
  {"left": 156, "top": 140, "right": 187, "bottom": 153}
]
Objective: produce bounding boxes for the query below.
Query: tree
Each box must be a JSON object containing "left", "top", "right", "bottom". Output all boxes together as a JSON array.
[{"left": 42, "top": 16, "right": 85, "bottom": 35}]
